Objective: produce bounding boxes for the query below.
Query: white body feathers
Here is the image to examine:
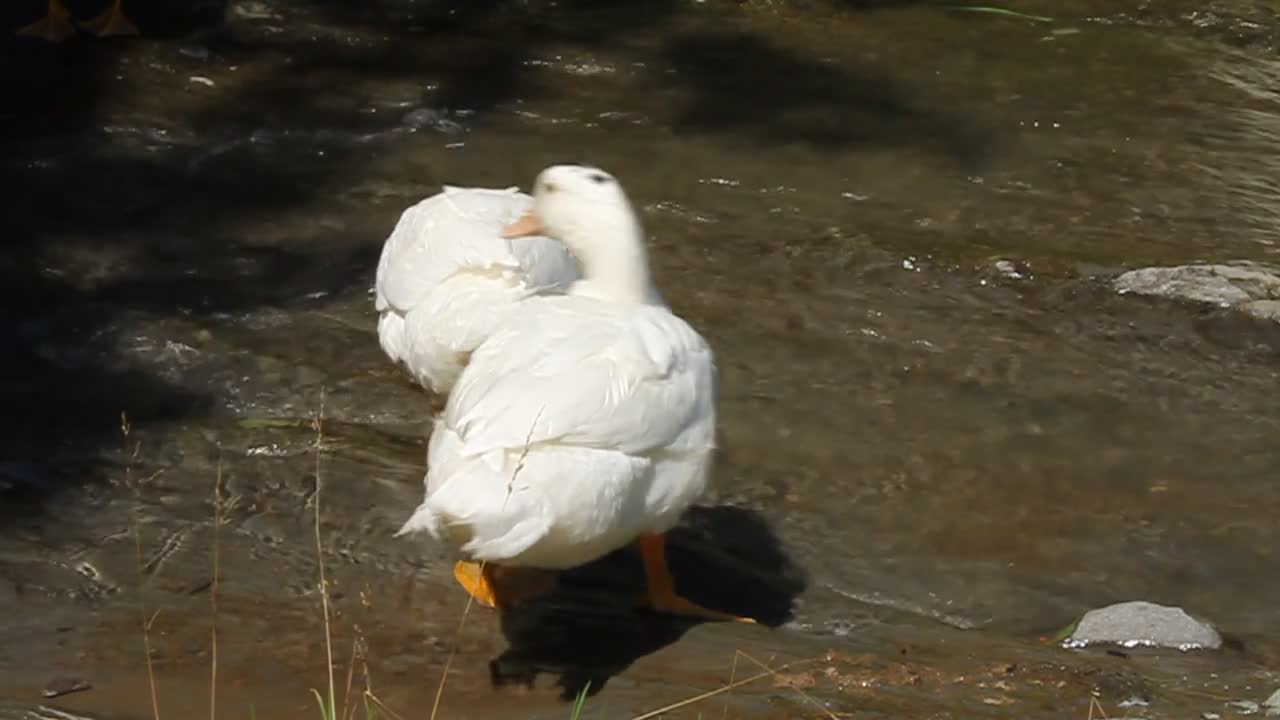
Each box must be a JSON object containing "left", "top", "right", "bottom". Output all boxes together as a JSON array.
[{"left": 398, "top": 296, "right": 716, "bottom": 567}]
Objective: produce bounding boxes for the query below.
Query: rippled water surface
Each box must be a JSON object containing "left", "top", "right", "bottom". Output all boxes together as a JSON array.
[{"left": 2, "top": 1, "right": 1279, "bottom": 718}]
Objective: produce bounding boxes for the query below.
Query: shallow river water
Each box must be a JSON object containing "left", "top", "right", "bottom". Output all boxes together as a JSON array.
[{"left": 2, "top": 1, "right": 1279, "bottom": 718}]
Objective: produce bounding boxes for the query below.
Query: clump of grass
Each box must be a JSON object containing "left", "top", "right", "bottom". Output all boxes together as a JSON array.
[{"left": 121, "top": 393, "right": 384, "bottom": 720}]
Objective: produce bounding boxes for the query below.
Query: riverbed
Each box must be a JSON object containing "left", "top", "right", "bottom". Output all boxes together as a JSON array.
[{"left": 2, "top": 1, "right": 1278, "bottom": 718}]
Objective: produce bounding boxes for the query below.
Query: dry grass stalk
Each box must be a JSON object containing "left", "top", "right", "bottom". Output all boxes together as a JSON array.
[
  {"left": 210, "top": 454, "right": 223, "bottom": 720},
  {"left": 365, "top": 689, "right": 408, "bottom": 720},
  {"left": 122, "top": 411, "right": 163, "bottom": 720},
  {"left": 629, "top": 657, "right": 824, "bottom": 720},
  {"left": 427, "top": 409, "right": 543, "bottom": 720},
  {"left": 311, "top": 388, "right": 339, "bottom": 720},
  {"left": 733, "top": 650, "right": 838, "bottom": 720}
]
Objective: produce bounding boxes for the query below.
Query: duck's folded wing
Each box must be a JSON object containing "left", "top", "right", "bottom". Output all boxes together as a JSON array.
[{"left": 446, "top": 304, "right": 715, "bottom": 457}]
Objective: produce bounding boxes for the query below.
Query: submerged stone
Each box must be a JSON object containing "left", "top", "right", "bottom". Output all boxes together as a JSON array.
[{"left": 1063, "top": 601, "right": 1222, "bottom": 651}]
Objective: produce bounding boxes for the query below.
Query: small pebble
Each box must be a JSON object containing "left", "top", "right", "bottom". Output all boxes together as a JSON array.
[{"left": 994, "top": 259, "right": 1017, "bottom": 275}]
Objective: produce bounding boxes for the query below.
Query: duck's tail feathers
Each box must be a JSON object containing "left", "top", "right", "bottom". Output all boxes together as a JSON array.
[{"left": 395, "top": 475, "right": 551, "bottom": 563}]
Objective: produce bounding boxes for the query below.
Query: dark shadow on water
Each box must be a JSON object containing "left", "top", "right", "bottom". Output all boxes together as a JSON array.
[
  {"left": 659, "top": 29, "right": 992, "bottom": 165},
  {"left": 0, "top": 0, "right": 393, "bottom": 521},
  {"left": 0, "top": 0, "right": 989, "bottom": 522},
  {"left": 489, "top": 505, "right": 807, "bottom": 701}
]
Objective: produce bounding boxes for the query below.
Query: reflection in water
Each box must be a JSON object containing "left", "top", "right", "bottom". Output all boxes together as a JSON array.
[
  {"left": 490, "top": 505, "right": 807, "bottom": 699},
  {"left": 659, "top": 28, "right": 992, "bottom": 166}
]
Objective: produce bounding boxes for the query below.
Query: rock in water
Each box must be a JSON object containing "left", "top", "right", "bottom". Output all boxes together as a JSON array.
[
  {"left": 1264, "top": 688, "right": 1280, "bottom": 716},
  {"left": 1063, "top": 601, "right": 1223, "bottom": 651},
  {"left": 1244, "top": 299, "right": 1280, "bottom": 322},
  {"left": 1114, "top": 263, "right": 1280, "bottom": 322}
]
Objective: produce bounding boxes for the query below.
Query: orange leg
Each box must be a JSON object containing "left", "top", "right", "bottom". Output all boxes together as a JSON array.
[
  {"left": 637, "top": 533, "right": 756, "bottom": 623},
  {"left": 16, "top": 0, "right": 77, "bottom": 43},
  {"left": 80, "top": 0, "right": 139, "bottom": 37},
  {"left": 453, "top": 560, "right": 501, "bottom": 608},
  {"left": 452, "top": 561, "right": 557, "bottom": 610}
]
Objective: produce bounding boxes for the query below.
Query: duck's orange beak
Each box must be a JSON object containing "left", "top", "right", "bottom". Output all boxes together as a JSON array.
[{"left": 501, "top": 210, "right": 543, "bottom": 239}]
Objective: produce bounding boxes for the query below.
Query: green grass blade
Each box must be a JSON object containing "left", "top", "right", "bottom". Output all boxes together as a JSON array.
[
  {"left": 311, "top": 688, "right": 336, "bottom": 720},
  {"left": 569, "top": 682, "right": 592, "bottom": 720}
]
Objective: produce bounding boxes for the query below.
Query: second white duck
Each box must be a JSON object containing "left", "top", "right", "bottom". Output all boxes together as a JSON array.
[
  {"left": 374, "top": 185, "right": 580, "bottom": 404},
  {"left": 397, "top": 164, "right": 751, "bottom": 623}
]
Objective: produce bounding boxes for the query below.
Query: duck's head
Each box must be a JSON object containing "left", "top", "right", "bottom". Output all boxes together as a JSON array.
[
  {"left": 503, "top": 164, "right": 639, "bottom": 248},
  {"left": 504, "top": 164, "right": 661, "bottom": 305}
]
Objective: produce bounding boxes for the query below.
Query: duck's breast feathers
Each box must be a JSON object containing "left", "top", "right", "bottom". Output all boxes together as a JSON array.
[
  {"left": 446, "top": 297, "right": 715, "bottom": 457},
  {"left": 376, "top": 186, "right": 551, "bottom": 312}
]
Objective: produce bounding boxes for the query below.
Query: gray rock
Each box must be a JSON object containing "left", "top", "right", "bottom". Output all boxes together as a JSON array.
[
  {"left": 1063, "top": 600, "right": 1222, "bottom": 651},
  {"left": 1114, "top": 263, "right": 1280, "bottom": 321},
  {"left": 1264, "top": 688, "right": 1280, "bottom": 716},
  {"left": 1243, "top": 299, "right": 1280, "bottom": 322}
]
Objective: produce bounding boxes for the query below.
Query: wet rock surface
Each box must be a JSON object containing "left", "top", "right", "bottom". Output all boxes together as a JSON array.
[
  {"left": 1064, "top": 601, "right": 1224, "bottom": 651},
  {"left": 1115, "top": 262, "right": 1280, "bottom": 321}
]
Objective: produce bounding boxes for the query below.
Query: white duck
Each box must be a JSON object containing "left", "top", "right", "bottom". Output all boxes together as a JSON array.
[
  {"left": 374, "top": 185, "right": 580, "bottom": 406},
  {"left": 397, "top": 165, "right": 751, "bottom": 623}
]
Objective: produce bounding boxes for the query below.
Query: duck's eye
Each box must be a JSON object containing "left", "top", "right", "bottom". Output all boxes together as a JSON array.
[
  {"left": 541, "top": 182, "right": 559, "bottom": 193},
  {"left": 588, "top": 173, "right": 610, "bottom": 185}
]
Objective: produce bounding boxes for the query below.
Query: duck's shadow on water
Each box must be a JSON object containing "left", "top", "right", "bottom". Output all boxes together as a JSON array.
[{"left": 487, "top": 504, "right": 806, "bottom": 701}]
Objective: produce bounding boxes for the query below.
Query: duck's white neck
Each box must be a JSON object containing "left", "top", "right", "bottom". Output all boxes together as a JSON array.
[{"left": 564, "top": 214, "right": 665, "bottom": 306}]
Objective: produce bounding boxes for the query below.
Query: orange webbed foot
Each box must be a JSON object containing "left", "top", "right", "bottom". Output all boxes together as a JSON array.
[
  {"left": 80, "top": 0, "right": 139, "bottom": 37},
  {"left": 16, "top": 0, "right": 77, "bottom": 43},
  {"left": 638, "top": 533, "right": 757, "bottom": 624}
]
